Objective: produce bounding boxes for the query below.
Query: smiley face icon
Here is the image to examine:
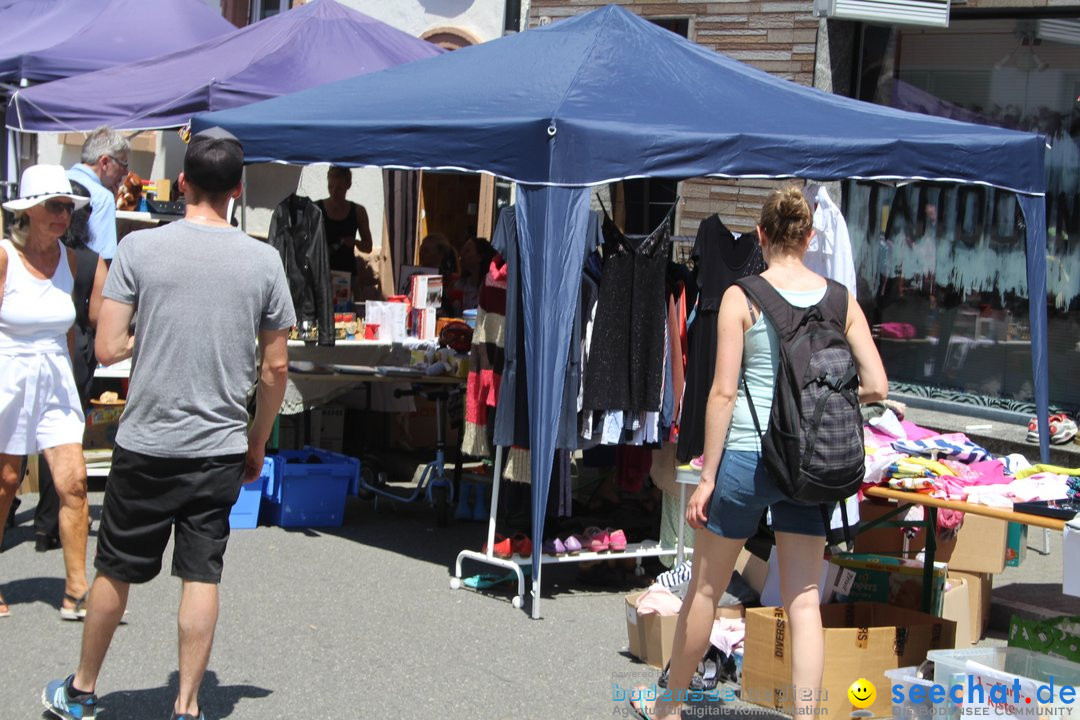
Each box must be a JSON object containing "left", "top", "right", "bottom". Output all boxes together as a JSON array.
[{"left": 848, "top": 678, "right": 876, "bottom": 709}]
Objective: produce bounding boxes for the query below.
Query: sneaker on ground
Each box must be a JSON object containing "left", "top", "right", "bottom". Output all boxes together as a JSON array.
[
  {"left": 172, "top": 713, "right": 207, "bottom": 720},
  {"left": 42, "top": 674, "right": 98, "bottom": 720}
]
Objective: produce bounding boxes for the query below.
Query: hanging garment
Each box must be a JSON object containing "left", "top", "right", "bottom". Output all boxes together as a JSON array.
[
  {"left": 807, "top": 186, "right": 858, "bottom": 296},
  {"left": 462, "top": 256, "right": 508, "bottom": 457},
  {"left": 267, "top": 194, "right": 334, "bottom": 346},
  {"left": 676, "top": 216, "right": 764, "bottom": 463},
  {"left": 583, "top": 211, "right": 672, "bottom": 413}
]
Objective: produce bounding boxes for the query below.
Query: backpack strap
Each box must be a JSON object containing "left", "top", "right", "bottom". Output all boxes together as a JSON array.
[{"left": 734, "top": 276, "right": 794, "bottom": 337}]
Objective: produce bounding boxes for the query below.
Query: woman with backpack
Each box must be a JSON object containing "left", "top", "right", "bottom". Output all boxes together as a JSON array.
[{"left": 629, "top": 187, "right": 887, "bottom": 720}]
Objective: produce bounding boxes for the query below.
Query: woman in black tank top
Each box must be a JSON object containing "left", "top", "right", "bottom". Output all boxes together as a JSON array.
[{"left": 316, "top": 166, "right": 373, "bottom": 276}]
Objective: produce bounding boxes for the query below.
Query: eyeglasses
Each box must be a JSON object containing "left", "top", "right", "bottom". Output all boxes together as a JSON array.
[
  {"left": 110, "top": 156, "right": 129, "bottom": 171},
  {"left": 43, "top": 199, "right": 75, "bottom": 215}
]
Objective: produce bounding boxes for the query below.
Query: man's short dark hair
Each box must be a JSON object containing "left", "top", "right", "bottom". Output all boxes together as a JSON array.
[{"left": 184, "top": 127, "right": 243, "bottom": 196}]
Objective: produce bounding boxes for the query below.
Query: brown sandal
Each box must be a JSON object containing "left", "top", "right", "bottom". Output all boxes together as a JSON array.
[{"left": 0, "top": 590, "right": 9, "bottom": 618}]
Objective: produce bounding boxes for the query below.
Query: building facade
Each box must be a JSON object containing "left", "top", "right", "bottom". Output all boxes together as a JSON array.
[{"left": 527, "top": 0, "right": 1079, "bottom": 417}]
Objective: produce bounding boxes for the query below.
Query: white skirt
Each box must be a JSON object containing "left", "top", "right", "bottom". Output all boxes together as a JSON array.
[{"left": 0, "top": 352, "right": 85, "bottom": 455}]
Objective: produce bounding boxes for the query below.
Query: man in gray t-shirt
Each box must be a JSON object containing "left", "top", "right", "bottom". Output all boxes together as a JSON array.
[{"left": 44, "top": 127, "right": 294, "bottom": 720}]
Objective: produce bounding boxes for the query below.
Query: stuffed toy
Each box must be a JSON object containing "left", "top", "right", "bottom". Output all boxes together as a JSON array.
[{"left": 116, "top": 171, "right": 143, "bottom": 211}]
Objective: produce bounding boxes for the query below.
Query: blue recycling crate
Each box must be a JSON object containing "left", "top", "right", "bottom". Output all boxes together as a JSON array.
[
  {"left": 300, "top": 447, "right": 362, "bottom": 496},
  {"left": 228, "top": 470, "right": 265, "bottom": 530},
  {"left": 260, "top": 449, "right": 352, "bottom": 528}
]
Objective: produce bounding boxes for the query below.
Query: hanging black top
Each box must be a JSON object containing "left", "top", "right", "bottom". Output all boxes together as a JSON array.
[{"left": 267, "top": 194, "right": 334, "bottom": 346}]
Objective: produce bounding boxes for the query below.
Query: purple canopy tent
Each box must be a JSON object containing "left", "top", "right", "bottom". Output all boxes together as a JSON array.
[
  {"left": 6, "top": 0, "right": 444, "bottom": 132},
  {"left": 0, "top": 0, "right": 234, "bottom": 85}
]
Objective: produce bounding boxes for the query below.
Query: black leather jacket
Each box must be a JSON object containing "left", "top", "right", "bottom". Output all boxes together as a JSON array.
[{"left": 266, "top": 194, "right": 334, "bottom": 346}]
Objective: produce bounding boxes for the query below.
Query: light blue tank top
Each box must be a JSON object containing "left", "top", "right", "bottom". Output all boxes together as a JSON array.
[{"left": 725, "top": 284, "right": 828, "bottom": 451}]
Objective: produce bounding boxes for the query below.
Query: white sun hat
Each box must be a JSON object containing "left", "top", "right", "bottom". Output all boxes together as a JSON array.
[{"left": 2, "top": 164, "right": 90, "bottom": 212}]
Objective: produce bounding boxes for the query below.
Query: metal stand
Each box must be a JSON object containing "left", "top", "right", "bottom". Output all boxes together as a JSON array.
[{"left": 451, "top": 446, "right": 692, "bottom": 617}]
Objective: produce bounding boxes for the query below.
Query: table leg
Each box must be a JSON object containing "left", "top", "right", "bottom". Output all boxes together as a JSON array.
[{"left": 923, "top": 506, "right": 938, "bottom": 614}]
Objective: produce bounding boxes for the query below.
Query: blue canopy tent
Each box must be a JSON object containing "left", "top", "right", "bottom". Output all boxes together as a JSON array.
[
  {"left": 191, "top": 4, "right": 1049, "bottom": 617},
  {"left": 5, "top": 0, "right": 443, "bottom": 132}
]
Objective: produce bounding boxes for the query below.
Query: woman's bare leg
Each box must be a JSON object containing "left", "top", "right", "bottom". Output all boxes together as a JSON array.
[
  {"left": 636, "top": 529, "right": 745, "bottom": 720},
  {"left": 776, "top": 530, "right": 827, "bottom": 716},
  {"left": 42, "top": 443, "right": 90, "bottom": 606},
  {"left": 0, "top": 454, "right": 24, "bottom": 615}
]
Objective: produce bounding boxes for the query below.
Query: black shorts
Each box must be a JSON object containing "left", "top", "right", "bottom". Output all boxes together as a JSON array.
[{"left": 94, "top": 444, "right": 245, "bottom": 584}]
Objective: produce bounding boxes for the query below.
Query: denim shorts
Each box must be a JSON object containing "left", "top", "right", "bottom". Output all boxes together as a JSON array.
[{"left": 704, "top": 450, "right": 827, "bottom": 539}]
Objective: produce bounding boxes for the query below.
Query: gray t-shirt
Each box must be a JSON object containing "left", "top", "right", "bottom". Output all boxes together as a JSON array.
[{"left": 103, "top": 220, "right": 295, "bottom": 458}]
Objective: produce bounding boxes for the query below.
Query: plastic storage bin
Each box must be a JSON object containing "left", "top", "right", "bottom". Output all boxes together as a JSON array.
[
  {"left": 228, "top": 465, "right": 266, "bottom": 530},
  {"left": 928, "top": 647, "right": 1080, "bottom": 714},
  {"left": 885, "top": 666, "right": 938, "bottom": 720},
  {"left": 260, "top": 449, "right": 352, "bottom": 528},
  {"left": 300, "top": 446, "right": 361, "bottom": 496}
]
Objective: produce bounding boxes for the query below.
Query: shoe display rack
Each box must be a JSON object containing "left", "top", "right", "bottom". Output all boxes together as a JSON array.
[{"left": 451, "top": 446, "right": 694, "bottom": 617}]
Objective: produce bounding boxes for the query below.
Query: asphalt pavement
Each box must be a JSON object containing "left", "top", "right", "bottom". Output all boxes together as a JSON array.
[{"left": 1, "top": 483, "right": 1072, "bottom": 720}]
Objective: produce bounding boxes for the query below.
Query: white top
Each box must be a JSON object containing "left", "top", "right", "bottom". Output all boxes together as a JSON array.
[
  {"left": 0, "top": 238, "right": 75, "bottom": 355},
  {"left": 807, "top": 186, "right": 858, "bottom": 297}
]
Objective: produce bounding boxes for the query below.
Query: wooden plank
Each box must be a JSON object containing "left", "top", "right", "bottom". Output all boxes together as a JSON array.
[{"left": 864, "top": 486, "right": 1067, "bottom": 531}]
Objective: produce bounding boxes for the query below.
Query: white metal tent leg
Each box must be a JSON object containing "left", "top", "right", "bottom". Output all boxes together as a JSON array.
[{"left": 451, "top": 446, "right": 527, "bottom": 608}]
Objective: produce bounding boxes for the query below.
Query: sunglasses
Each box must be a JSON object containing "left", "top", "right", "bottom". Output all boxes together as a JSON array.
[
  {"left": 43, "top": 199, "right": 76, "bottom": 215},
  {"left": 110, "top": 156, "right": 129, "bottom": 171}
]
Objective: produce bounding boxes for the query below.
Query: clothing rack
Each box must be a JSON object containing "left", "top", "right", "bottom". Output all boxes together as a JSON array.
[{"left": 451, "top": 446, "right": 693, "bottom": 618}]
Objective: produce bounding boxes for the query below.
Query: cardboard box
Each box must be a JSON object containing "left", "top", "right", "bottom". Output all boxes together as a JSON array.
[
  {"left": 624, "top": 592, "right": 678, "bottom": 669},
  {"left": 408, "top": 274, "right": 443, "bottom": 310},
  {"left": 952, "top": 570, "right": 992, "bottom": 639},
  {"left": 365, "top": 301, "right": 408, "bottom": 341},
  {"left": 1066, "top": 525, "right": 1080, "bottom": 598},
  {"left": 831, "top": 552, "right": 948, "bottom": 615},
  {"left": 410, "top": 307, "right": 437, "bottom": 340},
  {"left": 941, "top": 574, "right": 972, "bottom": 647},
  {"left": 313, "top": 405, "right": 344, "bottom": 453},
  {"left": 856, "top": 499, "right": 1008, "bottom": 574},
  {"left": 742, "top": 603, "right": 956, "bottom": 719}
]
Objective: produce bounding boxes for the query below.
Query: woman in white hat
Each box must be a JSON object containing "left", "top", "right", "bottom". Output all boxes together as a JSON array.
[{"left": 0, "top": 164, "right": 95, "bottom": 620}]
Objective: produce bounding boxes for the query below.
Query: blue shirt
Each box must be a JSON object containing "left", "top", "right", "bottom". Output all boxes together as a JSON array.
[{"left": 66, "top": 164, "right": 117, "bottom": 260}]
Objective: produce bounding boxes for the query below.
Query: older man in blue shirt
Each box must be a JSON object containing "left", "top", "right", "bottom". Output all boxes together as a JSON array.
[{"left": 67, "top": 127, "right": 131, "bottom": 262}]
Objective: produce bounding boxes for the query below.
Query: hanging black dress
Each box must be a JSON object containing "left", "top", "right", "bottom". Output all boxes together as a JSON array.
[
  {"left": 583, "top": 212, "right": 672, "bottom": 414},
  {"left": 676, "top": 214, "right": 765, "bottom": 463}
]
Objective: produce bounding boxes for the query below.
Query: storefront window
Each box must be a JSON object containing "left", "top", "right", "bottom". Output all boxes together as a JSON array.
[{"left": 852, "top": 18, "right": 1080, "bottom": 414}]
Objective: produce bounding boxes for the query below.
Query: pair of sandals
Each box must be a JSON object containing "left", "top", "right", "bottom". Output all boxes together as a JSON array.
[{"left": 0, "top": 590, "right": 87, "bottom": 620}]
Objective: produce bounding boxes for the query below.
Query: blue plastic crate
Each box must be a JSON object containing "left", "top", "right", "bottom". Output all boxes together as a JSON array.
[
  {"left": 228, "top": 468, "right": 265, "bottom": 530},
  {"left": 260, "top": 450, "right": 352, "bottom": 528},
  {"left": 301, "top": 447, "right": 362, "bottom": 496}
]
